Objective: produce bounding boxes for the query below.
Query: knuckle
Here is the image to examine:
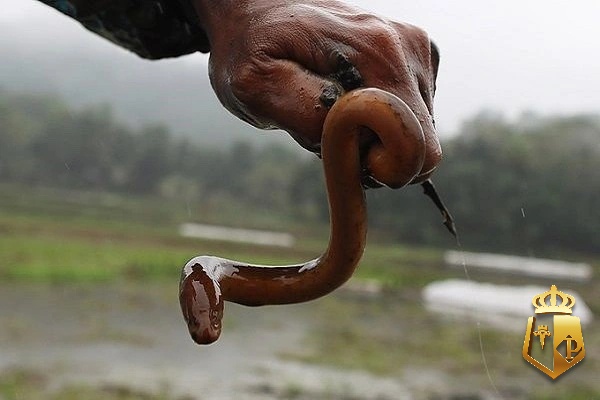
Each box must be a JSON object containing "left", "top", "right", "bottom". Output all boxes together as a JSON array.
[
  {"left": 366, "top": 22, "right": 400, "bottom": 49},
  {"left": 229, "top": 57, "right": 271, "bottom": 103},
  {"left": 227, "top": 57, "right": 279, "bottom": 129},
  {"left": 229, "top": 62, "right": 257, "bottom": 101}
]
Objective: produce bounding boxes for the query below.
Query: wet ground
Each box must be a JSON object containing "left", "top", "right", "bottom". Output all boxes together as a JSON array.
[
  {"left": 0, "top": 282, "right": 596, "bottom": 399},
  {"left": 0, "top": 283, "right": 416, "bottom": 399}
]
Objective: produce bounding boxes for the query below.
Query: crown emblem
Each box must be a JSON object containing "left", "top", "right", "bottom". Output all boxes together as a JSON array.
[{"left": 532, "top": 285, "right": 575, "bottom": 314}]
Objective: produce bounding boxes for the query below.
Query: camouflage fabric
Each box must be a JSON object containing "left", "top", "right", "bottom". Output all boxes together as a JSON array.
[{"left": 39, "top": 0, "right": 210, "bottom": 59}]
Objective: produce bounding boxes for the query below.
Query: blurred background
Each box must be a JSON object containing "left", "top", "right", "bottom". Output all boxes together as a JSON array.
[{"left": 0, "top": 0, "right": 598, "bottom": 399}]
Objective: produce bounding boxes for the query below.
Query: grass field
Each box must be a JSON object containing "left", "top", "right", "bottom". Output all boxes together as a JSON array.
[{"left": 0, "top": 183, "right": 450, "bottom": 287}]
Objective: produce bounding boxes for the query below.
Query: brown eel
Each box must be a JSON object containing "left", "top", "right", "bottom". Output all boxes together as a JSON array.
[{"left": 179, "top": 88, "right": 426, "bottom": 344}]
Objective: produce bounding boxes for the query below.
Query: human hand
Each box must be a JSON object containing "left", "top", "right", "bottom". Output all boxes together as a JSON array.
[{"left": 193, "top": 0, "right": 441, "bottom": 184}]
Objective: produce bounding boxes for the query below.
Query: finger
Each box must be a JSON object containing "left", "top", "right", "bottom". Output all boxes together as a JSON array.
[
  {"left": 388, "top": 21, "right": 442, "bottom": 179},
  {"left": 353, "top": 74, "right": 440, "bottom": 180}
]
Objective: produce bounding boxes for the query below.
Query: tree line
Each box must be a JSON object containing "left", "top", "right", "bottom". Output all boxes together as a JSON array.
[{"left": 1, "top": 90, "right": 599, "bottom": 256}]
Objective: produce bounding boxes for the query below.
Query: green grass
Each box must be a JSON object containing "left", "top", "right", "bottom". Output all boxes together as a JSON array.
[
  {"left": 0, "top": 234, "right": 181, "bottom": 282},
  {"left": 283, "top": 294, "right": 523, "bottom": 376},
  {"left": 1, "top": 183, "right": 597, "bottom": 306},
  {"left": 0, "top": 368, "right": 191, "bottom": 400},
  {"left": 282, "top": 293, "right": 600, "bottom": 400},
  {"left": 0, "top": 184, "right": 446, "bottom": 285}
]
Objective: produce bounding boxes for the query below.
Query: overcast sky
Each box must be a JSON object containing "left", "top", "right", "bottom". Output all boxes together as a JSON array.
[{"left": 1, "top": 0, "right": 599, "bottom": 134}]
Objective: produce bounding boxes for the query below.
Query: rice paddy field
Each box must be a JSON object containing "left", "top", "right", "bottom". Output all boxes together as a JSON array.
[{"left": 0, "top": 184, "right": 598, "bottom": 400}]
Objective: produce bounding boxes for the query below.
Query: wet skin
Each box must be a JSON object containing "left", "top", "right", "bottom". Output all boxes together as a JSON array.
[
  {"left": 179, "top": 0, "right": 445, "bottom": 344},
  {"left": 190, "top": 0, "right": 441, "bottom": 183},
  {"left": 35, "top": 0, "right": 447, "bottom": 344},
  {"left": 180, "top": 88, "right": 427, "bottom": 344}
]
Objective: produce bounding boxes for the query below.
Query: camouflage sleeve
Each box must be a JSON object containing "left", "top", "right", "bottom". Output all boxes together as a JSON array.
[{"left": 38, "top": 0, "right": 210, "bottom": 59}]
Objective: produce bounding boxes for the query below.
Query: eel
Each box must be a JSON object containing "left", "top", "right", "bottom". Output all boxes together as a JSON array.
[{"left": 179, "top": 88, "right": 426, "bottom": 344}]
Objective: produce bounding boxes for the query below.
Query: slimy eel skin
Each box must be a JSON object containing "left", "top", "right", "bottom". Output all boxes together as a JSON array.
[{"left": 179, "top": 88, "right": 426, "bottom": 344}]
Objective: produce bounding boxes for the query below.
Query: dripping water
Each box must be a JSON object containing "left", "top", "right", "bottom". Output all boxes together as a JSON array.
[
  {"left": 186, "top": 200, "right": 192, "bottom": 219},
  {"left": 454, "top": 232, "right": 501, "bottom": 399},
  {"left": 422, "top": 179, "right": 502, "bottom": 398}
]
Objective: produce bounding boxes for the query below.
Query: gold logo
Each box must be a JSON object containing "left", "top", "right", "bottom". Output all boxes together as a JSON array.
[{"left": 523, "top": 285, "right": 585, "bottom": 379}]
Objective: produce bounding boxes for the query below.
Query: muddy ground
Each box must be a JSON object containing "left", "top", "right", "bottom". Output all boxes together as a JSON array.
[{"left": 0, "top": 283, "right": 596, "bottom": 399}]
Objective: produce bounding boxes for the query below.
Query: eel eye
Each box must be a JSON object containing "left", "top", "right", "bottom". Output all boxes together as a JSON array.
[{"left": 210, "top": 309, "right": 221, "bottom": 328}]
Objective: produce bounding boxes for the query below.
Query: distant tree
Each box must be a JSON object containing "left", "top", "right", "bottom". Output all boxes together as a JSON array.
[
  {"left": 0, "top": 90, "right": 67, "bottom": 181},
  {"left": 31, "top": 105, "right": 131, "bottom": 190},
  {"left": 243, "top": 143, "right": 303, "bottom": 210},
  {"left": 3, "top": 88, "right": 600, "bottom": 256},
  {"left": 289, "top": 158, "right": 328, "bottom": 221},
  {"left": 382, "top": 112, "right": 600, "bottom": 255},
  {"left": 127, "top": 124, "right": 172, "bottom": 193}
]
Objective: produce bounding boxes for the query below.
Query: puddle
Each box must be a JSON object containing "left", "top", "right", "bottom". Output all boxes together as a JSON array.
[
  {"left": 444, "top": 251, "right": 593, "bottom": 281},
  {"left": 422, "top": 279, "right": 593, "bottom": 330}
]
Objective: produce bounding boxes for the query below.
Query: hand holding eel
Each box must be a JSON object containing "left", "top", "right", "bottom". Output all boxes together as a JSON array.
[{"left": 179, "top": 88, "right": 429, "bottom": 344}]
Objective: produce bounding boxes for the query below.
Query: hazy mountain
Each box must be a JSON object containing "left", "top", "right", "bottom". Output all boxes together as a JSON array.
[{"left": 0, "top": 21, "right": 293, "bottom": 149}]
